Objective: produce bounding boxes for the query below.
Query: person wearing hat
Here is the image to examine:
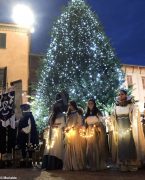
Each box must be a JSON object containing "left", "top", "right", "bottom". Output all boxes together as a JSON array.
[
  {"left": 110, "top": 89, "right": 145, "bottom": 171},
  {"left": 17, "top": 103, "right": 39, "bottom": 168}
]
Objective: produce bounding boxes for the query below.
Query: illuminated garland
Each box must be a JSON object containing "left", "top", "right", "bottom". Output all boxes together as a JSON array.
[
  {"left": 44, "top": 128, "right": 58, "bottom": 150},
  {"left": 79, "top": 125, "right": 96, "bottom": 138},
  {"left": 114, "top": 126, "right": 132, "bottom": 138},
  {"left": 64, "top": 126, "right": 76, "bottom": 138}
]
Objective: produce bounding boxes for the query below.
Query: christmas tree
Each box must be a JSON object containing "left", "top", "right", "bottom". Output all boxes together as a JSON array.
[{"left": 32, "top": 0, "right": 124, "bottom": 131}]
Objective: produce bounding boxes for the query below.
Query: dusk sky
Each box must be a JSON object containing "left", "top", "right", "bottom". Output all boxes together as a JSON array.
[{"left": 0, "top": 0, "right": 145, "bottom": 66}]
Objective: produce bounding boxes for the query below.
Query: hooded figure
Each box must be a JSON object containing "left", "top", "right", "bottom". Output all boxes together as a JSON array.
[
  {"left": 17, "top": 104, "right": 39, "bottom": 167},
  {"left": 110, "top": 89, "right": 145, "bottom": 171},
  {"left": 42, "top": 91, "right": 68, "bottom": 170}
]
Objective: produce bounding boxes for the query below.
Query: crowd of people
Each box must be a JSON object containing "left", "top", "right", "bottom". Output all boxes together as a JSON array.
[
  {"left": 0, "top": 89, "right": 145, "bottom": 172},
  {"left": 42, "top": 89, "right": 145, "bottom": 172}
]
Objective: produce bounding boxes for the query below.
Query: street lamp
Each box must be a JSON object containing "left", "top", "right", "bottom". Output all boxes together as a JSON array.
[{"left": 12, "top": 4, "right": 35, "bottom": 31}]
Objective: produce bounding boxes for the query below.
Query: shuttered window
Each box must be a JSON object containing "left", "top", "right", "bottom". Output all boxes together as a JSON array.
[
  {"left": 142, "top": 77, "right": 145, "bottom": 89},
  {"left": 0, "top": 33, "right": 6, "bottom": 49},
  {"left": 127, "top": 75, "right": 133, "bottom": 87},
  {"left": 0, "top": 67, "right": 7, "bottom": 89}
]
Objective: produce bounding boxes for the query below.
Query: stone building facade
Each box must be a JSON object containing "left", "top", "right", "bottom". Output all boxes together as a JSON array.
[
  {"left": 0, "top": 23, "right": 30, "bottom": 103},
  {"left": 122, "top": 64, "right": 145, "bottom": 112}
]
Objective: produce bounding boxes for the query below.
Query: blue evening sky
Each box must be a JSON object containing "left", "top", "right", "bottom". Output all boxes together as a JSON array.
[{"left": 0, "top": 0, "right": 145, "bottom": 65}]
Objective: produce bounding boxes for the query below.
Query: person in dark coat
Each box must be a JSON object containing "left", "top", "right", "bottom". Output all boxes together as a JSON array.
[{"left": 17, "top": 104, "right": 39, "bottom": 167}]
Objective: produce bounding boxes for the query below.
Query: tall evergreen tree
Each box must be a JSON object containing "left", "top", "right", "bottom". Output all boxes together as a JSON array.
[{"left": 32, "top": 0, "right": 124, "bottom": 131}]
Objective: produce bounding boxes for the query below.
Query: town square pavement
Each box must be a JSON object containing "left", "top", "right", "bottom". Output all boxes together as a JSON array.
[{"left": 0, "top": 168, "right": 145, "bottom": 180}]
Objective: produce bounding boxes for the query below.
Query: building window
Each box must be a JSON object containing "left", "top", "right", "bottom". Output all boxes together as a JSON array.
[
  {"left": 0, "top": 33, "right": 6, "bottom": 49},
  {"left": 0, "top": 67, "right": 7, "bottom": 89},
  {"left": 127, "top": 75, "right": 133, "bottom": 87},
  {"left": 142, "top": 77, "right": 145, "bottom": 89}
]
